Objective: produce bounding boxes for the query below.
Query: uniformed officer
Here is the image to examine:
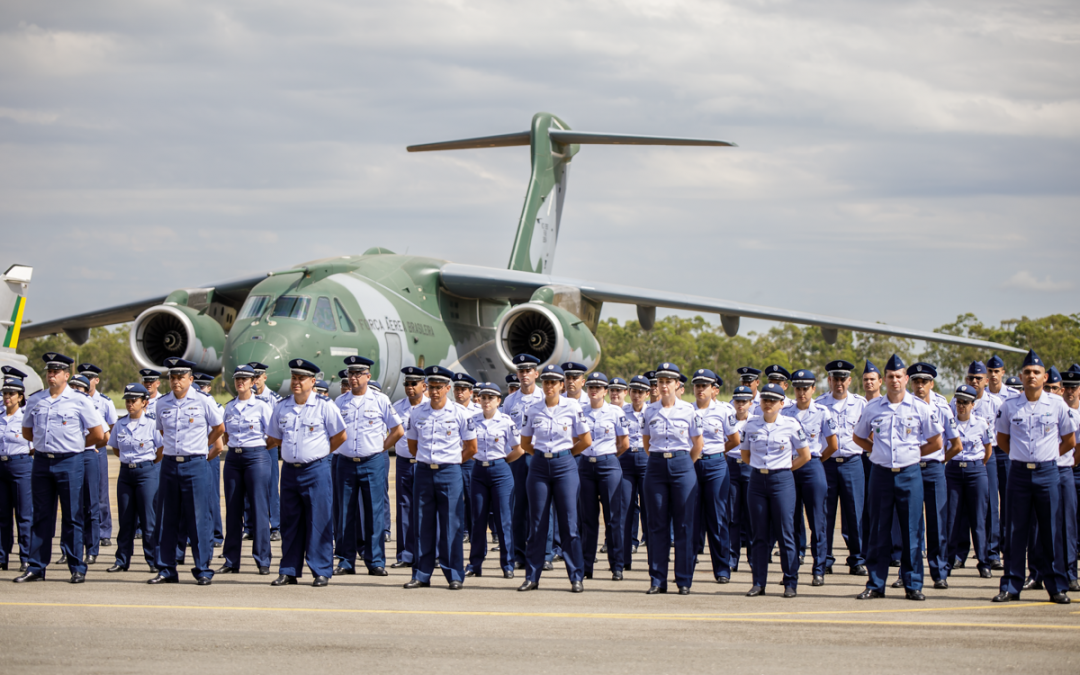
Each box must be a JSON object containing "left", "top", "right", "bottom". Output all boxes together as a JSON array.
[
  {"left": 368, "top": 378, "right": 392, "bottom": 546},
  {"left": 783, "top": 369, "right": 837, "bottom": 587},
  {"left": 741, "top": 382, "right": 810, "bottom": 597},
  {"left": 249, "top": 361, "right": 282, "bottom": 542},
  {"left": 1005, "top": 376, "right": 1023, "bottom": 391},
  {"left": 14, "top": 353, "right": 105, "bottom": 584},
  {"left": 314, "top": 379, "right": 330, "bottom": 396},
  {"left": 267, "top": 359, "right": 347, "bottom": 587},
  {"left": 334, "top": 355, "right": 402, "bottom": 576},
  {"left": 466, "top": 381, "right": 522, "bottom": 578},
  {"left": 853, "top": 354, "right": 942, "bottom": 601},
  {"left": 147, "top": 357, "right": 224, "bottom": 585},
  {"left": 737, "top": 367, "right": 762, "bottom": 404},
  {"left": 216, "top": 365, "right": 274, "bottom": 575},
  {"left": 517, "top": 363, "right": 590, "bottom": 592},
  {"left": 944, "top": 384, "right": 993, "bottom": 579},
  {"left": 453, "top": 372, "right": 482, "bottom": 544},
  {"left": 579, "top": 372, "right": 629, "bottom": 580},
  {"left": 691, "top": 369, "right": 738, "bottom": 583},
  {"left": 502, "top": 354, "right": 545, "bottom": 571},
  {"left": 67, "top": 374, "right": 105, "bottom": 566},
  {"left": 338, "top": 370, "right": 350, "bottom": 397},
  {"left": 753, "top": 365, "right": 796, "bottom": 415},
  {"left": 985, "top": 354, "right": 1018, "bottom": 563},
  {"left": 993, "top": 350, "right": 1076, "bottom": 603},
  {"left": 369, "top": 380, "right": 383, "bottom": 395},
  {"left": 1, "top": 374, "right": 32, "bottom": 572},
  {"left": 1060, "top": 368, "right": 1080, "bottom": 590},
  {"left": 105, "top": 383, "right": 162, "bottom": 573},
  {"left": 815, "top": 359, "right": 868, "bottom": 576},
  {"left": 391, "top": 366, "right": 427, "bottom": 569},
  {"left": 192, "top": 372, "right": 225, "bottom": 548},
  {"left": 506, "top": 374, "right": 520, "bottom": 397},
  {"left": 619, "top": 375, "right": 650, "bottom": 568},
  {"left": 404, "top": 366, "right": 477, "bottom": 590},
  {"left": 645, "top": 370, "right": 660, "bottom": 403},
  {"left": 559, "top": 362, "right": 589, "bottom": 406},
  {"left": 726, "top": 386, "right": 755, "bottom": 574},
  {"left": 135, "top": 369, "right": 162, "bottom": 541},
  {"left": 78, "top": 363, "right": 117, "bottom": 552},
  {"left": 642, "top": 362, "right": 703, "bottom": 595}
]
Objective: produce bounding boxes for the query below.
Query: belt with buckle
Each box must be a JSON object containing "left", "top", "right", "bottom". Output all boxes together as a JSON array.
[
  {"left": 919, "top": 460, "right": 941, "bottom": 467},
  {"left": 47, "top": 453, "right": 56, "bottom": 459},
  {"left": 0, "top": 456, "right": 7, "bottom": 462},
  {"left": 833, "top": 457, "right": 845, "bottom": 463},
  {"left": 757, "top": 468, "right": 789, "bottom": 474},
  {"left": 125, "top": 460, "right": 153, "bottom": 469},
  {"left": 587, "top": 457, "right": 598, "bottom": 463},
  {"left": 231, "top": 448, "right": 245, "bottom": 454},
  {"left": 653, "top": 452, "right": 687, "bottom": 459},
  {"left": 409, "top": 459, "right": 417, "bottom": 464},
  {"left": 481, "top": 460, "right": 499, "bottom": 467},
  {"left": 629, "top": 447, "right": 644, "bottom": 453},
  {"left": 175, "top": 456, "right": 186, "bottom": 462},
  {"left": 956, "top": 461, "right": 969, "bottom": 468},
  {"left": 542, "top": 450, "right": 570, "bottom": 459},
  {"left": 1026, "top": 463, "right": 1037, "bottom": 469},
  {"left": 891, "top": 467, "right": 902, "bottom": 472}
]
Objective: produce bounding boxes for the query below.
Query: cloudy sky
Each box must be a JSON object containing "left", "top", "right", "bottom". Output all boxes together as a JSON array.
[{"left": 3, "top": 0, "right": 1077, "bottom": 341}]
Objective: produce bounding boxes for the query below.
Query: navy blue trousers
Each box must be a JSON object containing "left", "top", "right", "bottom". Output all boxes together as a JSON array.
[
  {"left": 0, "top": 454, "right": 33, "bottom": 567},
  {"left": 331, "top": 454, "right": 342, "bottom": 559},
  {"left": 510, "top": 451, "right": 530, "bottom": 567},
  {"left": 114, "top": 461, "right": 158, "bottom": 569},
  {"left": 461, "top": 458, "right": 475, "bottom": 537},
  {"left": 155, "top": 456, "right": 214, "bottom": 580},
  {"left": 208, "top": 454, "right": 223, "bottom": 544},
  {"left": 953, "top": 451, "right": 1002, "bottom": 566},
  {"left": 1028, "top": 465, "right": 1077, "bottom": 586},
  {"left": 1001, "top": 461, "right": 1066, "bottom": 596},
  {"left": 865, "top": 463, "right": 923, "bottom": 594},
  {"left": 395, "top": 456, "right": 416, "bottom": 564},
  {"left": 860, "top": 453, "right": 874, "bottom": 548},
  {"left": 693, "top": 452, "right": 730, "bottom": 579},
  {"left": 644, "top": 452, "right": 697, "bottom": 590},
  {"left": 945, "top": 460, "right": 988, "bottom": 572},
  {"left": 580, "top": 454, "right": 624, "bottom": 575},
  {"left": 97, "top": 447, "right": 112, "bottom": 539},
  {"left": 469, "top": 459, "right": 515, "bottom": 574},
  {"left": 749, "top": 468, "right": 797, "bottom": 589},
  {"left": 269, "top": 445, "right": 281, "bottom": 532},
  {"left": 793, "top": 457, "right": 828, "bottom": 576},
  {"left": 525, "top": 452, "right": 583, "bottom": 583},
  {"left": 81, "top": 450, "right": 101, "bottom": 557},
  {"left": 279, "top": 456, "right": 333, "bottom": 578},
  {"left": 726, "top": 455, "right": 752, "bottom": 572},
  {"left": 412, "top": 463, "right": 465, "bottom": 584},
  {"left": 618, "top": 449, "right": 647, "bottom": 568},
  {"left": 382, "top": 452, "right": 391, "bottom": 539},
  {"left": 1073, "top": 467, "right": 1080, "bottom": 581},
  {"left": 335, "top": 452, "right": 388, "bottom": 571},
  {"left": 223, "top": 448, "right": 271, "bottom": 569},
  {"left": 28, "top": 452, "right": 86, "bottom": 576},
  {"left": 823, "top": 456, "right": 865, "bottom": 569},
  {"left": 918, "top": 461, "right": 949, "bottom": 582},
  {"left": 992, "top": 447, "right": 1009, "bottom": 559}
]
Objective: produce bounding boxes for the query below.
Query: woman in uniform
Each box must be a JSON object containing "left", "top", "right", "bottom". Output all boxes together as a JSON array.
[
  {"left": 726, "top": 386, "right": 754, "bottom": 575},
  {"left": 619, "top": 375, "right": 650, "bottom": 568},
  {"left": 579, "top": 372, "right": 629, "bottom": 580},
  {"left": 106, "top": 384, "right": 162, "bottom": 573},
  {"left": 945, "top": 384, "right": 992, "bottom": 578},
  {"left": 0, "top": 375, "right": 31, "bottom": 572},
  {"left": 692, "top": 369, "right": 739, "bottom": 583},
  {"left": 518, "top": 364, "right": 591, "bottom": 593}
]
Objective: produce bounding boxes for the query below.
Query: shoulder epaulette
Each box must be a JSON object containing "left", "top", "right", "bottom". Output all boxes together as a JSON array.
[
  {"left": 318, "top": 394, "right": 331, "bottom": 401},
  {"left": 100, "top": 393, "right": 111, "bottom": 401}
]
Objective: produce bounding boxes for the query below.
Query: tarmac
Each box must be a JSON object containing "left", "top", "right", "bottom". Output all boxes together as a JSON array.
[{"left": 1, "top": 454, "right": 1077, "bottom": 674}]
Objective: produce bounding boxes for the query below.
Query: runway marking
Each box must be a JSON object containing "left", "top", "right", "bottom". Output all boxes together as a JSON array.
[{"left": 2, "top": 601, "right": 1077, "bottom": 630}]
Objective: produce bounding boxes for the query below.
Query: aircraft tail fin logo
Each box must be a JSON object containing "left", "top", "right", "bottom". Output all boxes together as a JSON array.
[{"left": 0, "top": 265, "right": 32, "bottom": 351}]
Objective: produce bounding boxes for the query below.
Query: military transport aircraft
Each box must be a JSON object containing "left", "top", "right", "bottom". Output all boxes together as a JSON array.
[{"left": 19, "top": 113, "right": 1023, "bottom": 398}]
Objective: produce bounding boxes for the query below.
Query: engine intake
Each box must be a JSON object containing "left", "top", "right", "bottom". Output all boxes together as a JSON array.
[
  {"left": 130, "top": 304, "right": 226, "bottom": 374},
  {"left": 495, "top": 302, "right": 600, "bottom": 371}
]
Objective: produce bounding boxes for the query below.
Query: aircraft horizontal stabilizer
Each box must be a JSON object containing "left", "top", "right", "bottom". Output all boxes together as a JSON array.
[
  {"left": 548, "top": 130, "right": 736, "bottom": 147},
  {"left": 406, "top": 131, "right": 531, "bottom": 153}
]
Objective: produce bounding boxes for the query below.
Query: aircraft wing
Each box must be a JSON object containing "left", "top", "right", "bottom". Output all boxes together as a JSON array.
[
  {"left": 438, "top": 263, "right": 1026, "bottom": 354},
  {"left": 20, "top": 273, "right": 267, "bottom": 343}
]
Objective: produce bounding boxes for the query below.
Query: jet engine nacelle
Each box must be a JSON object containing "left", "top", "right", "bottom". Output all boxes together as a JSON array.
[
  {"left": 130, "top": 304, "right": 226, "bottom": 374},
  {"left": 494, "top": 301, "right": 601, "bottom": 372}
]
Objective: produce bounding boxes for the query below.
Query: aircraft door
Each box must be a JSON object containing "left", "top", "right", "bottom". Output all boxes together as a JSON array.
[{"left": 383, "top": 332, "right": 402, "bottom": 400}]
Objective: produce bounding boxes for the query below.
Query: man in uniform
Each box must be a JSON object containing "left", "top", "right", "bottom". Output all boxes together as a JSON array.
[
  {"left": 506, "top": 374, "right": 520, "bottom": 397},
  {"left": 268, "top": 359, "right": 347, "bottom": 587},
  {"left": 14, "top": 353, "right": 105, "bottom": 583},
  {"left": 503, "top": 354, "right": 545, "bottom": 570},
  {"left": 985, "top": 354, "right": 1018, "bottom": 564},
  {"left": 391, "top": 366, "right": 427, "bottom": 568},
  {"left": 249, "top": 362, "right": 282, "bottom": 541},
  {"left": 78, "top": 363, "right": 117, "bottom": 552}
]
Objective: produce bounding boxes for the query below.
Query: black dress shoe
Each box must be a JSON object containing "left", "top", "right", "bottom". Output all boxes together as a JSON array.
[
  {"left": 514, "top": 561, "right": 525, "bottom": 570},
  {"left": 552, "top": 554, "right": 564, "bottom": 562},
  {"left": 100, "top": 538, "right": 112, "bottom": 547},
  {"left": 600, "top": 544, "right": 607, "bottom": 553},
  {"left": 106, "top": 564, "right": 126, "bottom": 573},
  {"left": 990, "top": 560, "right": 1004, "bottom": 570},
  {"left": 196, "top": 577, "right": 212, "bottom": 586},
  {"left": 891, "top": 578, "right": 904, "bottom": 588},
  {"left": 1023, "top": 577, "right": 1043, "bottom": 590},
  {"left": 242, "top": 532, "right": 253, "bottom": 541},
  {"left": 745, "top": 586, "right": 765, "bottom": 597},
  {"left": 465, "top": 569, "right": 478, "bottom": 578},
  {"left": 390, "top": 561, "right": 412, "bottom": 569},
  {"left": 798, "top": 555, "right": 805, "bottom": 565},
  {"left": 824, "top": 566, "right": 833, "bottom": 575},
  {"left": 270, "top": 574, "right": 297, "bottom": 586},
  {"left": 992, "top": 592, "right": 1019, "bottom": 602},
  {"left": 1050, "top": 592, "right": 1071, "bottom": 604},
  {"left": 367, "top": 567, "right": 388, "bottom": 577},
  {"left": 13, "top": 571, "right": 43, "bottom": 583},
  {"left": 812, "top": 575, "right": 824, "bottom": 587},
  {"left": 70, "top": 572, "right": 85, "bottom": 584},
  {"left": 889, "top": 560, "right": 901, "bottom": 568},
  {"left": 783, "top": 587, "right": 797, "bottom": 598},
  {"left": 448, "top": 580, "right": 463, "bottom": 590},
  {"left": 646, "top": 585, "right": 666, "bottom": 595},
  {"left": 934, "top": 579, "right": 949, "bottom": 590},
  {"left": 216, "top": 565, "right": 239, "bottom": 574},
  {"left": 583, "top": 571, "right": 593, "bottom": 580},
  {"left": 632, "top": 545, "right": 638, "bottom": 554},
  {"left": 1070, "top": 581, "right": 1080, "bottom": 593},
  {"left": 334, "top": 566, "right": 355, "bottom": 575},
  {"left": 611, "top": 570, "right": 623, "bottom": 581},
  {"left": 953, "top": 559, "right": 966, "bottom": 569},
  {"left": 19, "top": 563, "right": 27, "bottom": 573},
  {"left": 402, "top": 579, "right": 429, "bottom": 589},
  {"left": 0, "top": 562, "right": 8, "bottom": 571},
  {"left": 570, "top": 581, "right": 584, "bottom": 593},
  {"left": 84, "top": 554, "right": 96, "bottom": 565},
  {"left": 856, "top": 589, "right": 885, "bottom": 600},
  {"left": 270, "top": 531, "right": 281, "bottom": 542},
  {"left": 55, "top": 554, "right": 68, "bottom": 565},
  {"left": 311, "top": 576, "right": 329, "bottom": 587},
  {"left": 147, "top": 573, "right": 178, "bottom": 585},
  {"left": 542, "top": 561, "right": 554, "bottom": 571},
  {"left": 905, "top": 589, "right": 925, "bottom": 601},
  {"left": 851, "top": 565, "right": 868, "bottom": 576},
  {"left": 979, "top": 568, "right": 993, "bottom": 579},
  {"left": 384, "top": 532, "right": 391, "bottom": 543},
  {"left": 147, "top": 564, "right": 159, "bottom": 574},
  {"left": 503, "top": 570, "right": 515, "bottom": 579},
  {"left": 716, "top": 576, "right": 730, "bottom": 584},
  {"left": 258, "top": 567, "right": 270, "bottom": 575},
  {"left": 517, "top": 580, "right": 538, "bottom": 591},
  {"left": 463, "top": 533, "right": 471, "bottom": 544},
  {"left": 678, "top": 586, "right": 690, "bottom": 596}
]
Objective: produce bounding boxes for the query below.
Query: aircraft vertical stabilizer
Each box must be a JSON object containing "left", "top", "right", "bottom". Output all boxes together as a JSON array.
[{"left": 1, "top": 265, "right": 32, "bottom": 351}]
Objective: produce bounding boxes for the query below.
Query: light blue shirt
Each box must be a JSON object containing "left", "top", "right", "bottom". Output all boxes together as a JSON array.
[
  {"left": 504, "top": 388, "right": 544, "bottom": 432},
  {"left": 642, "top": 400, "right": 703, "bottom": 453},
  {"left": 223, "top": 396, "right": 273, "bottom": 448},
  {"left": 1061, "top": 407, "right": 1078, "bottom": 468},
  {"left": 727, "top": 414, "right": 751, "bottom": 452},
  {"left": 782, "top": 402, "right": 836, "bottom": 458},
  {"left": 953, "top": 417, "right": 991, "bottom": 463},
  {"left": 621, "top": 403, "right": 646, "bottom": 449},
  {"left": 392, "top": 397, "right": 425, "bottom": 459},
  {"left": 23, "top": 385, "right": 104, "bottom": 455},
  {"left": 255, "top": 388, "right": 281, "bottom": 408},
  {"left": 520, "top": 398, "right": 589, "bottom": 455},
  {"left": 740, "top": 416, "right": 808, "bottom": 470},
  {"left": 995, "top": 391, "right": 1077, "bottom": 464},
  {"left": 582, "top": 402, "right": 628, "bottom": 457},
  {"left": 406, "top": 401, "right": 477, "bottom": 465},
  {"left": 145, "top": 394, "right": 161, "bottom": 421},
  {"left": 952, "top": 391, "right": 1001, "bottom": 433},
  {"left": 108, "top": 414, "right": 163, "bottom": 464},
  {"left": 472, "top": 411, "right": 520, "bottom": 462},
  {"left": 269, "top": 394, "right": 347, "bottom": 464},
  {"left": 696, "top": 400, "right": 736, "bottom": 455},
  {"left": 336, "top": 389, "right": 402, "bottom": 458},
  {"left": 1, "top": 407, "right": 31, "bottom": 456},
  {"left": 815, "top": 392, "right": 866, "bottom": 458},
  {"left": 155, "top": 389, "right": 224, "bottom": 457},
  {"left": 854, "top": 393, "right": 943, "bottom": 469},
  {"left": 86, "top": 391, "right": 118, "bottom": 450},
  {"left": 924, "top": 391, "right": 960, "bottom": 462}
]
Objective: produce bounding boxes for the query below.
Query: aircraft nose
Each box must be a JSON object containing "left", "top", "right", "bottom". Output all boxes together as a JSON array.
[{"left": 225, "top": 337, "right": 290, "bottom": 395}]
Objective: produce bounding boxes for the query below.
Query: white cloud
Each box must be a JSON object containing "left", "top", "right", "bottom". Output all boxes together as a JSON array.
[{"left": 1001, "top": 271, "right": 1075, "bottom": 293}]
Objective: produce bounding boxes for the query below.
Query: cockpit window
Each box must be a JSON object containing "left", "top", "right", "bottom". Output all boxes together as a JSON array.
[
  {"left": 237, "top": 295, "right": 271, "bottom": 320},
  {"left": 312, "top": 297, "right": 336, "bottom": 332},
  {"left": 270, "top": 295, "right": 311, "bottom": 320},
  {"left": 334, "top": 298, "right": 357, "bottom": 333}
]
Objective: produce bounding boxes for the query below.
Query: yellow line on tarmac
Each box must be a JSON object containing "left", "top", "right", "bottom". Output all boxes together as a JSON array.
[{"left": 1, "top": 601, "right": 1076, "bottom": 630}]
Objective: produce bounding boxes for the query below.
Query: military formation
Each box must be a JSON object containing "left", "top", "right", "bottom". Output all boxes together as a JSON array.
[{"left": 1, "top": 348, "right": 1077, "bottom": 605}]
